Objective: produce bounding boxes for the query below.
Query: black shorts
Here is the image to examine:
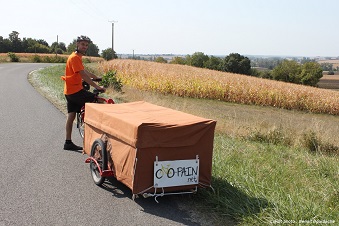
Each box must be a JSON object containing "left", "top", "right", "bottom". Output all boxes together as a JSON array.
[{"left": 65, "top": 89, "right": 95, "bottom": 113}]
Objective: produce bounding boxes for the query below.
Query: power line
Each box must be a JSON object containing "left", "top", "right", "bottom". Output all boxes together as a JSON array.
[
  {"left": 69, "top": 0, "right": 105, "bottom": 21},
  {"left": 84, "top": 0, "right": 109, "bottom": 20}
]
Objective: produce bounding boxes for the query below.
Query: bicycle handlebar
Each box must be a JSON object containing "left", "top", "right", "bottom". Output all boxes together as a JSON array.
[
  {"left": 82, "top": 78, "right": 102, "bottom": 91},
  {"left": 93, "top": 88, "right": 105, "bottom": 94},
  {"left": 92, "top": 78, "right": 102, "bottom": 82}
]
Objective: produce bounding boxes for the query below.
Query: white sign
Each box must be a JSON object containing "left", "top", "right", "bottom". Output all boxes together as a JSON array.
[{"left": 154, "top": 159, "right": 199, "bottom": 188}]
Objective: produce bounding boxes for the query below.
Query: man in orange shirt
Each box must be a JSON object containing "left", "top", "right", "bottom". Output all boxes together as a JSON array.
[{"left": 62, "top": 35, "right": 105, "bottom": 150}]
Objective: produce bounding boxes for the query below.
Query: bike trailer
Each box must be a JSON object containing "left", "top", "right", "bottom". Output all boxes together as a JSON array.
[{"left": 83, "top": 101, "right": 216, "bottom": 200}]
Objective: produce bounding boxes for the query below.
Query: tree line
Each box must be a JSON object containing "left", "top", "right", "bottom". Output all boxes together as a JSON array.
[
  {"left": 152, "top": 52, "right": 324, "bottom": 87},
  {"left": 0, "top": 31, "right": 117, "bottom": 59}
]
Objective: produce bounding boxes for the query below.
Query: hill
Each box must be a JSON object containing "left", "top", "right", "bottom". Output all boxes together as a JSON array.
[{"left": 97, "top": 59, "right": 339, "bottom": 115}]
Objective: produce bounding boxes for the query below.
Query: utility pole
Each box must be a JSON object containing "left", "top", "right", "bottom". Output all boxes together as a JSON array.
[
  {"left": 55, "top": 35, "right": 58, "bottom": 57},
  {"left": 108, "top": 20, "right": 118, "bottom": 58}
]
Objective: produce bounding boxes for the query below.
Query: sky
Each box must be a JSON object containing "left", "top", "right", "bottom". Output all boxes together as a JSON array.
[{"left": 1, "top": 0, "right": 338, "bottom": 57}]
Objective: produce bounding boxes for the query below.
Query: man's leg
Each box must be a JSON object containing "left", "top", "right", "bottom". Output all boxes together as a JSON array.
[
  {"left": 64, "top": 112, "right": 82, "bottom": 150},
  {"left": 66, "top": 112, "right": 76, "bottom": 140}
]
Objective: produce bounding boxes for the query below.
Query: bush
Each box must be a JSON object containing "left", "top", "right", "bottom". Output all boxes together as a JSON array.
[
  {"left": 302, "top": 131, "right": 320, "bottom": 153},
  {"left": 43, "top": 56, "right": 52, "bottom": 63},
  {"left": 101, "top": 48, "right": 116, "bottom": 61},
  {"left": 32, "top": 55, "right": 42, "bottom": 63},
  {"left": 56, "top": 48, "right": 63, "bottom": 54},
  {"left": 170, "top": 56, "right": 186, "bottom": 65},
  {"left": 99, "top": 70, "right": 123, "bottom": 92},
  {"left": 248, "top": 126, "right": 292, "bottom": 146},
  {"left": 40, "top": 56, "right": 66, "bottom": 63},
  {"left": 302, "top": 131, "right": 339, "bottom": 156},
  {"left": 272, "top": 60, "right": 323, "bottom": 86},
  {"left": 327, "top": 71, "right": 335, "bottom": 75},
  {"left": 155, "top": 57, "right": 167, "bottom": 63},
  {"left": 8, "top": 52, "right": 19, "bottom": 62}
]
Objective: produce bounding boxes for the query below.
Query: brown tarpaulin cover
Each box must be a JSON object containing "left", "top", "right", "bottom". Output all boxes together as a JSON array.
[{"left": 84, "top": 101, "right": 216, "bottom": 194}]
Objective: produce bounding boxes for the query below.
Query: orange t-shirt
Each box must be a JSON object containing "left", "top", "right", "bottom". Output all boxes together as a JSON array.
[{"left": 61, "top": 52, "right": 84, "bottom": 95}]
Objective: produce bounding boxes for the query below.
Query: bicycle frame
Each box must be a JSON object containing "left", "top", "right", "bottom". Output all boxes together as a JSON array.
[{"left": 77, "top": 91, "right": 115, "bottom": 139}]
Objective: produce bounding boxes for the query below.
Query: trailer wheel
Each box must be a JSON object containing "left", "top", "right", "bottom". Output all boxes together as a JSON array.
[{"left": 90, "top": 139, "right": 107, "bottom": 185}]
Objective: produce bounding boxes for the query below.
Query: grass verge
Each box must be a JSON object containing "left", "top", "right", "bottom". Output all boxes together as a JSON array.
[
  {"left": 197, "top": 134, "right": 338, "bottom": 225},
  {"left": 29, "top": 64, "right": 339, "bottom": 225}
]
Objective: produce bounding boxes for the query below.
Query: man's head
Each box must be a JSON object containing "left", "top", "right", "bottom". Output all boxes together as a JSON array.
[{"left": 76, "top": 35, "right": 91, "bottom": 55}]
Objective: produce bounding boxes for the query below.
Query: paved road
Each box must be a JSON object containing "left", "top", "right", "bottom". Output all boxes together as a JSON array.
[{"left": 0, "top": 63, "right": 201, "bottom": 226}]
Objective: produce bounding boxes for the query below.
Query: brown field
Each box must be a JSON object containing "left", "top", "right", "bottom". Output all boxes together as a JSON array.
[
  {"left": 98, "top": 59, "right": 339, "bottom": 115},
  {"left": 318, "top": 74, "right": 339, "bottom": 90}
]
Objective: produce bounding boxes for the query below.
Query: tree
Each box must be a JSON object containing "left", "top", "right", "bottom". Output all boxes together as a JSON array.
[
  {"left": 36, "top": 39, "right": 49, "bottom": 47},
  {"left": 298, "top": 62, "right": 323, "bottom": 86},
  {"left": 155, "top": 56, "right": 167, "bottom": 63},
  {"left": 58, "top": 42, "right": 66, "bottom": 52},
  {"left": 271, "top": 60, "right": 301, "bottom": 83},
  {"left": 221, "top": 53, "right": 251, "bottom": 75},
  {"left": 258, "top": 70, "right": 273, "bottom": 79},
  {"left": 8, "top": 31, "right": 22, "bottom": 52},
  {"left": 23, "top": 38, "right": 43, "bottom": 53},
  {"left": 35, "top": 44, "right": 50, "bottom": 53},
  {"left": 0, "top": 36, "right": 11, "bottom": 52},
  {"left": 66, "top": 39, "right": 77, "bottom": 53},
  {"left": 101, "top": 48, "right": 117, "bottom": 60},
  {"left": 9, "top": 31, "right": 20, "bottom": 42},
  {"left": 271, "top": 60, "right": 323, "bottom": 86},
  {"left": 170, "top": 56, "right": 186, "bottom": 65},
  {"left": 51, "top": 42, "right": 66, "bottom": 54},
  {"left": 204, "top": 56, "right": 222, "bottom": 70},
  {"left": 87, "top": 43, "right": 100, "bottom": 57},
  {"left": 187, "top": 52, "right": 209, "bottom": 68}
]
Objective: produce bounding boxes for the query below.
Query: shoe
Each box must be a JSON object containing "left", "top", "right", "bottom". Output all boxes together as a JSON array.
[{"left": 64, "top": 142, "right": 83, "bottom": 151}]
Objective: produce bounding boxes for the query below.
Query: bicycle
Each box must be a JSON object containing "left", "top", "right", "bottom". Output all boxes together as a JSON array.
[
  {"left": 79, "top": 78, "right": 115, "bottom": 186},
  {"left": 76, "top": 78, "right": 115, "bottom": 139}
]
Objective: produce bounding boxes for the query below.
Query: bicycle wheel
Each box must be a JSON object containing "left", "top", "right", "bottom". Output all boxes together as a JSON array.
[
  {"left": 76, "top": 112, "right": 84, "bottom": 139},
  {"left": 90, "top": 139, "right": 107, "bottom": 185}
]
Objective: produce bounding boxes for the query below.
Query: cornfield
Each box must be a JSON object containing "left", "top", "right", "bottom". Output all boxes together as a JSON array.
[{"left": 98, "top": 59, "right": 339, "bottom": 115}]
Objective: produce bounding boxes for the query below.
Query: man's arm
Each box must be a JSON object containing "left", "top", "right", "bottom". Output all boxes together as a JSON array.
[
  {"left": 84, "top": 70, "right": 99, "bottom": 80},
  {"left": 79, "top": 70, "right": 105, "bottom": 91}
]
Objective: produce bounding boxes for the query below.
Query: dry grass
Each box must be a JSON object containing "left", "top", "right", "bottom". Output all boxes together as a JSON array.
[
  {"left": 0, "top": 53, "right": 104, "bottom": 63},
  {"left": 97, "top": 59, "right": 339, "bottom": 115},
  {"left": 115, "top": 86, "right": 339, "bottom": 148}
]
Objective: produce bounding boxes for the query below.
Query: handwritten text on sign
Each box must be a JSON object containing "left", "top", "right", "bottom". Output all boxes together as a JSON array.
[{"left": 154, "top": 159, "right": 199, "bottom": 188}]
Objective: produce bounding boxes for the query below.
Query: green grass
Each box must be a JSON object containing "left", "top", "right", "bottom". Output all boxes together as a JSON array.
[
  {"left": 29, "top": 64, "right": 339, "bottom": 225},
  {"left": 37, "top": 65, "right": 65, "bottom": 96},
  {"left": 28, "top": 64, "right": 66, "bottom": 110},
  {"left": 196, "top": 134, "right": 338, "bottom": 225}
]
